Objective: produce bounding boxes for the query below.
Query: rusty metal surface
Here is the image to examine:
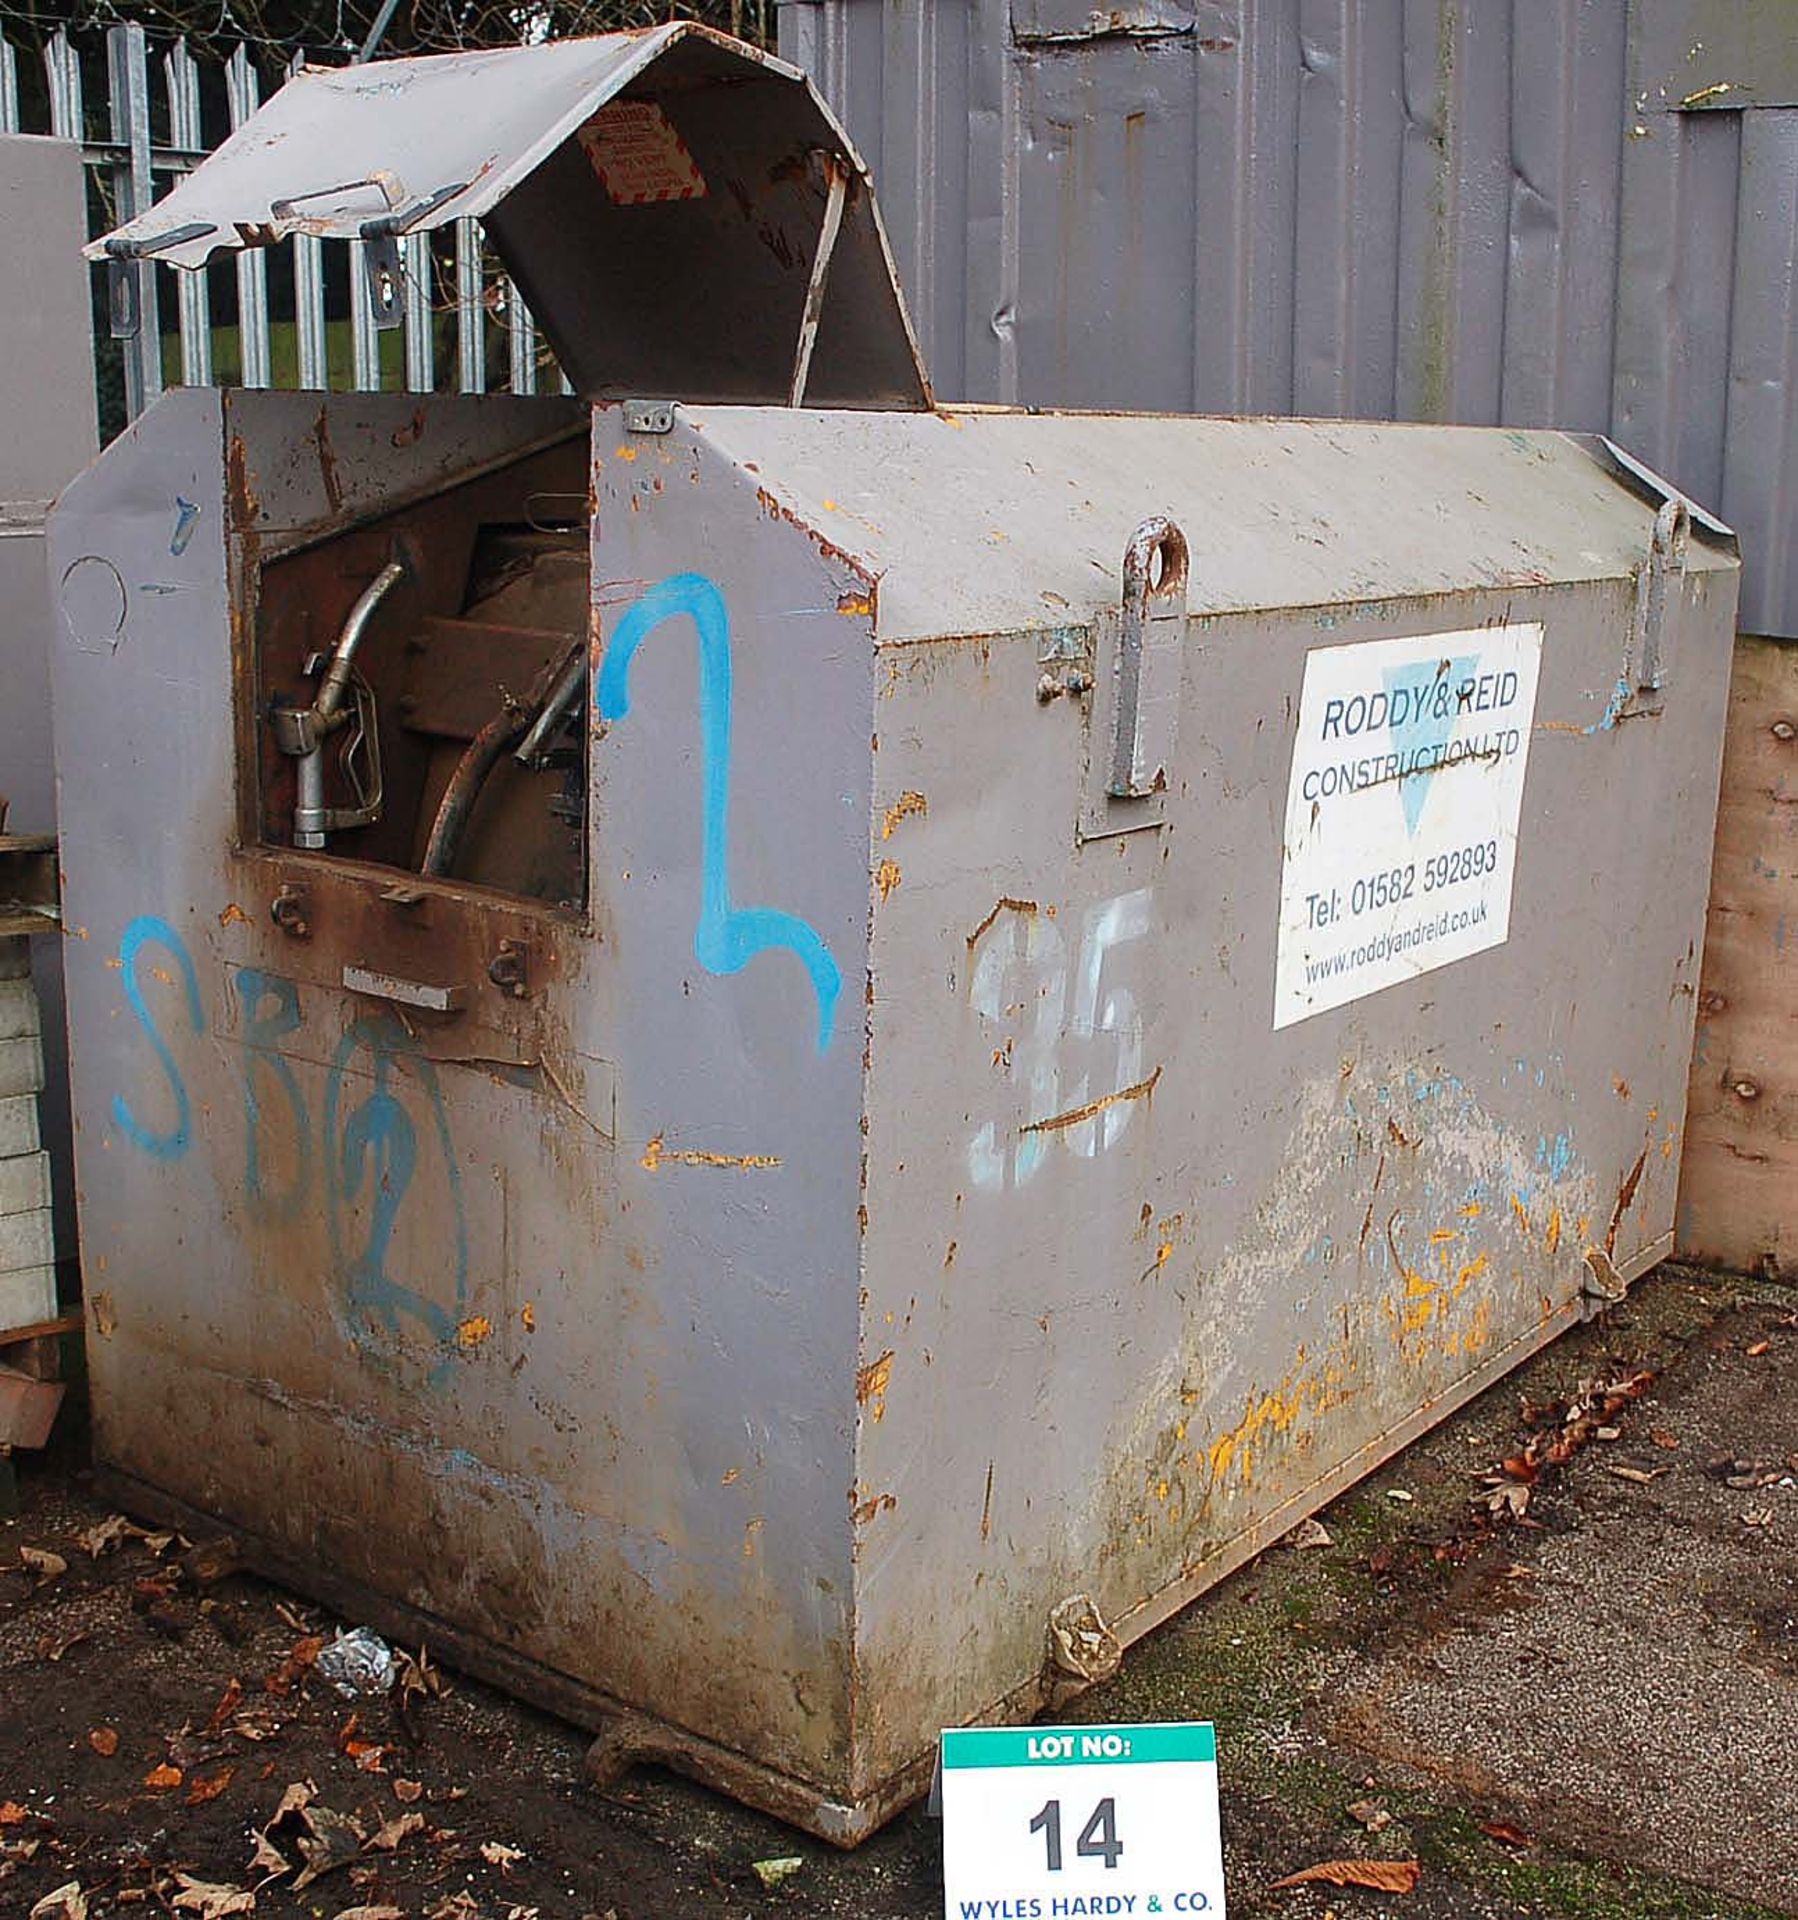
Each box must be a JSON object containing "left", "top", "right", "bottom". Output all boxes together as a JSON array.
[
  {"left": 49, "top": 387, "right": 1739, "bottom": 1836},
  {"left": 89, "top": 24, "right": 930, "bottom": 411},
  {"left": 779, "top": 0, "right": 1798, "bottom": 637}
]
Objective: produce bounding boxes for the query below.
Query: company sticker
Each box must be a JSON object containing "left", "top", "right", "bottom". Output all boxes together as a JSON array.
[{"left": 1274, "top": 623, "right": 1543, "bottom": 1028}]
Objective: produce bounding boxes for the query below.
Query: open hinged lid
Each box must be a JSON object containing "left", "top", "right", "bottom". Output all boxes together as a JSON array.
[{"left": 88, "top": 23, "right": 930, "bottom": 409}]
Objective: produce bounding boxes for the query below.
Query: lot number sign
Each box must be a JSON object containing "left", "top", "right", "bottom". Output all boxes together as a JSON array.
[{"left": 940, "top": 1723, "right": 1226, "bottom": 1919}]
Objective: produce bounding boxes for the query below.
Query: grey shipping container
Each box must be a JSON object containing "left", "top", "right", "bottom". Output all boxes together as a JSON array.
[{"left": 50, "top": 22, "right": 1738, "bottom": 1840}]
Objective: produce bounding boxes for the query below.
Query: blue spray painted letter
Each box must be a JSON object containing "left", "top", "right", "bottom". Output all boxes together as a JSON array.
[
  {"left": 596, "top": 572, "right": 842, "bottom": 1050},
  {"left": 114, "top": 914, "right": 204, "bottom": 1158}
]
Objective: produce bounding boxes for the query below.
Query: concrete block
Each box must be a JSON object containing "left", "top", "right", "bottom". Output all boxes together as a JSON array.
[
  {"left": 0, "top": 1150, "right": 51, "bottom": 1216},
  {"left": 0, "top": 976, "right": 40, "bottom": 1040},
  {"left": 0, "top": 1096, "right": 39, "bottom": 1158},
  {"left": 0, "top": 1031, "right": 44, "bottom": 1099}
]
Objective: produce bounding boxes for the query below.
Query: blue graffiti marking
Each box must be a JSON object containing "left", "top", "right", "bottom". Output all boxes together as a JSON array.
[
  {"left": 325, "top": 1016, "right": 469, "bottom": 1375},
  {"left": 114, "top": 914, "right": 204, "bottom": 1158},
  {"left": 1382, "top": 654, "right": 1479, "bottom": 834},
  {"left": 234, "top": 968, "right": 311, "bottom": 1218},
  {"left": 170, "top": 497, "right": 199, "bottom": 557},
  {"left": 596, "top": 571, "right": 842, "bottom": 1051}
]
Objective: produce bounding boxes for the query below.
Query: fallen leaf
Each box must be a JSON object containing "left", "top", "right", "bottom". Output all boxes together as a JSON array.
[
  {"left": 207, "top": 1678, "right": 246, "bottom": 1735},
  {"left": 36, "top": 1630, "right": 90, "bottom": 1663},
  {"left": 1593, "top": 1426, "right": 1621, "bottom": 1443},
  {"left": 481, "top": 1840, "right": 525, "bottom": 1869},
  {"left": 75, "top": 1515, "right": 132, "bottom": 1558},
  {"left": 1651, "top": 1430, "right": 1680, "bottom": 1451},
  {"left": 268, "top": 1780, "right": 316, "bottom": 1822},
  {"left": 187, "top": 1766, "right": 236, "bottom": 1805},
  {"left": 1478, "top": 1820, "right": 1533, "bottom": 1848},
  {"left": 1385, "top": 1488, "right": 1414, "bottom": 1504},
  {"left": 1289, "top": 1517, "right": 1334, "bottom": 1550},
  {"left": 426, "top": 1896, "right": 484, "bottom": 1920},
  {"left": 88, "top": 1728, "right": 119, "bottom": 1758},
  {"left": 1345, "top": 1799, "right": 1391, "bottom": 1832},
  {"left": 143, "top": 1763, "right": 185, "bottom": 1790},
  {"left": 1606, "top": 1465, "right": 1668, "bottom": 1486},
  {"left": 273, "top": 1602, "right": 312, "bottom": 1634},
  {"left": 366, "top": 1811, "right": 425, "bottom": 1853},
  {"left": 1742, "top": 1507, "right": 1775, "bottom": 1529},
  {"left": 1747, "top": 1340, "right": 1773, "bottom": 1357},
  {"left": 752, "top": 1856, "right": 804, "bottom": 1890},
  {"left": 170, "top": 1874, "right": 256, "bottom": 1917},
  {"left": 19, "top": 1547, "right": 67, "bottom": 1584},
  {"left": 0, "top": 1802, "right": 29, "bottom": 1824},
  {"left": 246, "top": 1831, "right": 291, "bottom": 1880},
  {"left": 1270, "top": 1858, "right": 1421, "bottom": 1894},
  {"left": 28, "top": 1883, "right": 88, "bottom": 1920},
  {"left": 392, "top": 1779, "right": 424, "bottom": 1804},
  {"left": 332, "top": 1908, "right": 404, "bottom": 1920}
]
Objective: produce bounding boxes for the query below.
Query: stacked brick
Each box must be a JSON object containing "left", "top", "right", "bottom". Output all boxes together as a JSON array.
[{"left": 0, "top": 936, "right": 54, "bottom": 1334}]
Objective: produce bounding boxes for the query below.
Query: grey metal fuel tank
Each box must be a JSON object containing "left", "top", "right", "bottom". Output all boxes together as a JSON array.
[{"left": 50, "top": 25, "right": 1739, "bottom": 1843}]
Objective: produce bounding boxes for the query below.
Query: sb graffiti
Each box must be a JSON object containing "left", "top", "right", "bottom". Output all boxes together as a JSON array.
[{"left": 112, "top": 915, "right": 469, "bottom": 1372}]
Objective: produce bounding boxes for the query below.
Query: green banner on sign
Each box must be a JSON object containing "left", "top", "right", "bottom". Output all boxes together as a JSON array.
[{"left": 942, "top": 1723, "right": 1217, "bottom": 1770}]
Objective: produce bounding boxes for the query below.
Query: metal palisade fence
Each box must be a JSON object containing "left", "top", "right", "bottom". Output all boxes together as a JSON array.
[{"left": 0, "top": 22, "right": 568, "bottom": 437}]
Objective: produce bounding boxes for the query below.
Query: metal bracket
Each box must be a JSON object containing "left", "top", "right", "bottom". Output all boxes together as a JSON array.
[
  {"left": 1109, "top": 517, "right": 1189, "bottom": 797},
  {"left": 1629, "top": 495, "right": 1689, "bottom": 711},
  {"left": 622, "top": 399, "right": 676, "bottom": 436},
  {"left": 103, "top": 223, "right": 218, "bottom": 340},
  {"left": 359, "top": 184, "right": 468, "bottom": 331},
  {"left": 789, "top": 151, "right": 850, "bottom": 408}
]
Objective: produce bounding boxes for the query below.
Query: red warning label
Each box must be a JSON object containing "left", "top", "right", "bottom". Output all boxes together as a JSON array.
[{"left": 577, "top": 99, "right": 707, "bottom": 205}]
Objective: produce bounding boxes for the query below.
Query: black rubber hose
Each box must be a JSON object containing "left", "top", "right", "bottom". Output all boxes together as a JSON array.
[{"left": 420, "top": 705, "right": 529, "bottom": 879}]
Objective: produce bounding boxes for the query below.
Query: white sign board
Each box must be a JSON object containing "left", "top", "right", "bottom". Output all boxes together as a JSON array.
[
  {"left": 1274, "top": 624, "right": 1543, "bottom": 1029},
  {"left": 940, "top": 1722, "right": 1226, "bottom": 1919}
]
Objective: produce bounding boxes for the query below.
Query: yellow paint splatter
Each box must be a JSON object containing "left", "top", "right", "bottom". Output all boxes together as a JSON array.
[
  {"left": 721, "top": 1467, "right": 740, "bottom": 1486},
  {"left": 1545, "top": 1207, "right": 1562, "bottom": 1254},
  {"left": 456, "top": 1315, "right": 493, "bottom": 1349},
  {"left": 743, "top": 1517, "right": 764, "bottom": 1557},
  {"left": 640, "top": 1133, "right": 781, "bottom": 1172},
  {"left": 519, "top": 1302, "right": 536, "bottom": 1332},
  {"left": 875, "top": 859, "right": 902, "bottom": 902},
  {"left": 881, "top": 790, "right": 928, "bottom": 838},
  {"left": 217, "top": 902, "right": 250, "bottom": 929},
  {"left": 857, "top": 1349, "right": 896, "bottom": 1422}
]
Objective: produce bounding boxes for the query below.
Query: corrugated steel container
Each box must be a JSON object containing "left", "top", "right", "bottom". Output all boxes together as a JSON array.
[
  {"left": 777, "top": 0, "right": 1798, "bottom": 642},
  {"left": 50, "top": 23, "right": 1740, "bottom": 1840}
]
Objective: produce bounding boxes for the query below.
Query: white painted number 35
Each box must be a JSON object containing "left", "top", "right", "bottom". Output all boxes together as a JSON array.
[{"left": 967, "top": 888, "right": 1154, "bottom": 1191}]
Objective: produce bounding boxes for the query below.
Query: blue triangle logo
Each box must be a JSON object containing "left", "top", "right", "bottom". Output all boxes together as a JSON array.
[{"left": 1383, "top": 655, "right": 1478, "bottom": 835}]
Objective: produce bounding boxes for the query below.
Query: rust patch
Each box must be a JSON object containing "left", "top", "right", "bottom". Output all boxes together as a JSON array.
[
  {"left": 852, "top": 1491, "right": 898, "bottom": 1525},
  {"left": 639, "top": 1134, "right": 781, "bottom": 1173},
  {"left": 225, "top": 434, "right": 259, "bottom": 531},
  {"left": 856, "top": 1349, "right": 895, "bottom": 1421},
  {"left": 1605, "top": 1149, "right": 1650, "bottom": 1255},
  {"left": 217, "top": 903, "right": 251, "bottom": 929},
  {"left": 980, "top": 1462, "right": 994, "bottom": 1543},
  {"left": 837, "top": 590, "right": 874, "bottom": 618},
  {"left": 1613, "top": 1076, "right": 1632, "bottom": 1101},
  {"left": 90, "top": 1292, "right": 116, "bottom": 1338},
  {"left": 1022, "top": 1066, "right": 1163, "bottom": 1137},
  {"left": 965, "top": 896, "right": 1039, "bottom": 950},
  {"left": 390, "top": 405, "right": 428, "bottom": 449},
  {"left": 519, "top": 1302, "right": 535, "bottom": 1333},
  {"left": 881, "top": 791, "right": 928, "bottom": 839},
  {"left": 312, "top": 406, "right": 344, "bottom": 517},
  {"left": 874, "top": 859, "right": 902, "bottom": 903}
]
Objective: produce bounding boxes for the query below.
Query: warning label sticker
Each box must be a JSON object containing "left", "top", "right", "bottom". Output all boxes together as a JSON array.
[
  {"left": 1274, "top": 623, "right": 1543, "bottom": 1029},
  {"left": 577, "top": 99, "right": 706, "bottom": 205}
]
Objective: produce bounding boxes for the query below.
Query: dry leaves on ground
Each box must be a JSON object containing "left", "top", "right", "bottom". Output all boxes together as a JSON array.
[
  {"left": 1270, "top": 1858, "right": 1421, "bottom": 1894},
  {"left": 170, "top": 1874, "right": 256, "bottom": 1917}
]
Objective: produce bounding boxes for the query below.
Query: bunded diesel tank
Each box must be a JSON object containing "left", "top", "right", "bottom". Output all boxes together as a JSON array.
[{"left": 50, "top": 23, "right": 1739, "bottom": 1841}]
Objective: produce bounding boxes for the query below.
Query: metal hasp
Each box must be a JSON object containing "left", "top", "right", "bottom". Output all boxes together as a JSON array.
[{"left": 52, "top": 24, "right": 1740, "bottom": 1851}]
